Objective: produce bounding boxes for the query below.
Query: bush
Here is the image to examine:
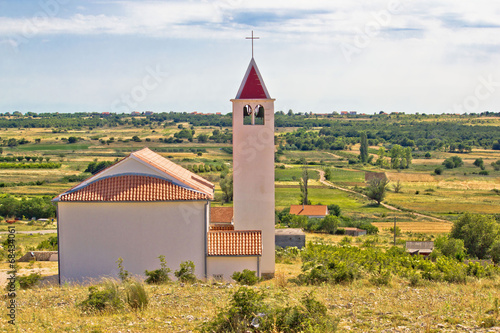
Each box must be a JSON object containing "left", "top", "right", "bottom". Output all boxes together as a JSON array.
[
  {"left": 36, "top": 236, "right": 58, "bottom": 251},
  {"left": 231, "top": 269, "right": 259, "bottom": 285},
  {"left": 174, "top": 261, "right": 197, "bottom": 283},
  {"left": 327, "top": 204, "right": 341, "bottom": 217},
  {"left": 434, "top": 167, "right": 443, "bottom": 175},
  {"left": 78, "top": 279, "right": 123, "bottom": 313},
  {"left": 201, "top": 287, "right": 336, "bottom": 333},
  {"left": 145, "top": 255, "right": 171, "bottom": 284},
  {"left": 18, "top": 273, "right": 42, "bottom": 289},
  {"left": 124, "top": 280, "right": 148, "bottom": 311}
]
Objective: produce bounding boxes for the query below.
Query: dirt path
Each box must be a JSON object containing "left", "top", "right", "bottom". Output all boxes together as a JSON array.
[{"left": 314, "top": 169, "right": 450, "bottom": 223}]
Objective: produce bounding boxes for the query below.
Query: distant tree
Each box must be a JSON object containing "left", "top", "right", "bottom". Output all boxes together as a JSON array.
[
  {"left": 473, "top": 158, "right": 484, "bottom": 169},
  {"left": 450, "top": 213, "right": 499, "bottom": 259},
  {"left": 434, "top": 167, "right": 443, "bottom": 175},
  {"left": 299, "top": 166, "right": 309, "bottom": 205},
  {"left": 390, "top": 145, "right": 403, "bottom": 169},
  {"left": 393, "top": 180, "right": 402, "bottom": 193},
  {"left": 320, "top": 215, "right": 340, "bottom": 234},
  {"left": 359, "top": 132, "right": 368, "bottom": 163},
  {"left": 327, "top": 204, "right": 341, "bottom": 217},
  {"left": 366, "top": 178, "right": 389, "bottom": 205},
  {"left": 220, "top": 174, "right": 233, "bottom": 203},
  {"left": 132, "top": 135, "right": 142, "bottom": 142},
  {"left": 492, "top": 160, "right": 500, "bottom": 171},
  {"left": 197, "top": 134, "right": 209, "bottom": 143},
  {"left": 68, "top": 136, "right": 78, "bottom": 144},
  {"left": 443, "top": 156, "right": 463, "bottom": 169}
]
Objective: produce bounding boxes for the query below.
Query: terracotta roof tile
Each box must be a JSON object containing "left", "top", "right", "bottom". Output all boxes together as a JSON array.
[
  {"left": 58, "top": 175, "right": 209, "bottom": 202},
  {"left": 132, "top": 148, "right": 214, "bottom": 198},
  {"left": 207, "top": 230, "right": 262, "bottom": 256},
  {"left": 290, "top": 205, "right": 328, "bottom": 216},
  {"left": 209, "top": 225, "right": 235, "bottom": 231},
  {"left": 210, "top": 207, "right": 234, "bottom": 224}
]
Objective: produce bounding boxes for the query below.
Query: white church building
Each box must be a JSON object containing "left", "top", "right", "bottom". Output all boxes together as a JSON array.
[{"left": 54, "top": 55, "right": 276, "bottom": 282}]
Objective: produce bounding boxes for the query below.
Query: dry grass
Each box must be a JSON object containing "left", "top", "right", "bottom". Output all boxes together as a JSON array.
[
  {"left": 2, "top": 262, "right": 500, "bottom": 332},
  {"left": 372, "top": 221, "right": 452, "bottom": 234}
]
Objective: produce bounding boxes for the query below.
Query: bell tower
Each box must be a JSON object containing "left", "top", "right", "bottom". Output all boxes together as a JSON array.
[{"left": 231, "top": 50, "right": 275, "bottom": 278}]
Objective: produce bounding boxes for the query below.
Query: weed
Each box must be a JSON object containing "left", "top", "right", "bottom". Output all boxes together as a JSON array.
[
  {"left": 145, "top": 255, "right": 171, "bottom": 284},
  {"left": 116, "top": 257, "right": 130, "bottom": 282},
  {"left": 124, "top": 279, "right": 149, "bottom": 311}
]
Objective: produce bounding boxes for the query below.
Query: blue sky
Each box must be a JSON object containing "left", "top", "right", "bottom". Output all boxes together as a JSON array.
[{"left": 0, "top": 0, "right": 499, "bottom": 114}]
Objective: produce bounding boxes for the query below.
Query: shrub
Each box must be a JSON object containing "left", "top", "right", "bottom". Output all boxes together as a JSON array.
[
  {"left": 174, "top": 261, "right": 197, "bottom": 283},
  {"left": 327, "top": 204, "right": 341, "bottom": 217},
  {"left": 144, "top": 255, "right": 171, "bottom": 284},
  {"left": 124, "top": 280, "right": 148, "bottom": 311},
  {"left": 434, "top": 167, "right": 443, "bottom": 175},
  {"left": 18, "top": 273, "right": 42, "bottom": 289},
  {"left": 201, "top": 287, "right": 336, "bottom": 333},
  {"left": 78, "top": 279, "right": 123, "bottom": 313},
  {"left": 231, "top": 269, "right": 259, "bottom": 285}
]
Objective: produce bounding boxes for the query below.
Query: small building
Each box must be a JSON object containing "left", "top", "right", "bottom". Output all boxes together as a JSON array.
[
  {"left": 18, "top": 251, "right": 58, "bottom": 262},
  {"left": 406, "top": 241, "right": 434, "bottom": 256},
  {"left": 145, "top": 111, "right": 154, "bottom": 115},
  {"left": 275, "top": 228, "right": 305, "bottom": 249},
  {"left": 343, "top": 227, "right": 367, "bottom": 237},
  {"left": 290, "top": 205, "right": 329, "bottom": 219}
]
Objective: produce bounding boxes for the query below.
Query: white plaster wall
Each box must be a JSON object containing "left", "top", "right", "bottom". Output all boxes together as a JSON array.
[
  {"left": 232, "top": 98, "right": 276, "bottom": 276},
  {"left": 58, "top": 201, "right": 207, "bottom": 283},
  {"left": 207, "top": 256, "right": 258, "bottom": 281}
]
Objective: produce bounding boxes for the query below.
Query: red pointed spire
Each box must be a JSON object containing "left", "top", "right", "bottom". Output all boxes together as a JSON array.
[{"left": 235, "top": 58, "right": 271, "bottom": 99}]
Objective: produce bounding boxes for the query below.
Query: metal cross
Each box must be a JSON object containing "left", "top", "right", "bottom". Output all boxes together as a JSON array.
[{"left": 245, "top": 30, "right": 260, "bottom": 58}]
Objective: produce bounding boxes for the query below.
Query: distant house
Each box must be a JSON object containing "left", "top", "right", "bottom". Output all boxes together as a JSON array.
[
  {"left": 406, "top": 241, "right": 434, "bottom": 256},
  {"left": 349, "top": 111, "right": 357, "bottom": 115},
  {"left": 343, "top": 227, "right": 366, "bottom": 237},
  {"left": 145, "top": 111, "right": 154, "bottom": 115},
  {"left": 275, "top": 228, "right": 305, "bottom": 249},
  {"left": 19, "top": 251, "right": 58, "bottom": 262},
  {"left": 290, "top": 205, "right": 329, "bottom": 218},
  {"left": 131, "top": 112, "right": 141, "bottom": 116},
  {"left": 341, "top": 111, "right": 348, "bottom": 115}
]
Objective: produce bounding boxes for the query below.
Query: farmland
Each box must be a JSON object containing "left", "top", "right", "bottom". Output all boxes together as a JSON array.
[{"left": 1, "top": 112, "right": 500, "bottom": 331}]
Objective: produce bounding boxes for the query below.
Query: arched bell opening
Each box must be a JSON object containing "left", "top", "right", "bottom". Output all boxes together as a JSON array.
[
  {"left": 254, "top": 105, "right": 264, "bottom": 125},
  {"left": 243, "top": 105, "right": 252, "bottom": 125}
]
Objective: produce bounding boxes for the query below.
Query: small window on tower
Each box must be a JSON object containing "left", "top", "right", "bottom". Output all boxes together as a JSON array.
[
  {"left": 243, "top": 105, "right": 252, "bottom": 125},
  {"left": 255, "top": 105, "right": 264, "bottom": 125}
]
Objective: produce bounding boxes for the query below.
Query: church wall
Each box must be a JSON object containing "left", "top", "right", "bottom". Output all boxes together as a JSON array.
[
  {"left": 58, "top": 201, "right": 207, "bottom": 283},
  {"left": 207, "top": 256, "right": 259, "bottom": 281}
]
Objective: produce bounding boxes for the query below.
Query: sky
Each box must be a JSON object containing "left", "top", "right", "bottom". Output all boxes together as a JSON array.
[{"left": 0, "top": 0, "right": 499, "bottom": 115}]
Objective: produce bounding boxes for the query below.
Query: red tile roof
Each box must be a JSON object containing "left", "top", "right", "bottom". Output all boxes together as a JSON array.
[
  {"left": 210, "top": 207, "right": 233, "bottom": 224},
  {"left": 209, "top": 225, "right": 235, "bottom": 231},
  {"left": 132, "top": 148, "right": 214, "bottom": 198},
  {"left": 58, "top": 175, "right": 210, "bottom": 202},
  {"left": 289, "top": 205, "right": 328, "bottom": 216},
  {"left": 235, "top": 58, "right": 271, "bottom": 99},
  {"left": 207, "top": 230, "right": 262, "bottom": 256}
]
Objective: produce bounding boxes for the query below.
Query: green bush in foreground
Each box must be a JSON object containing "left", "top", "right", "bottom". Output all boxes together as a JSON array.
[
  {"left": 18, "top": 273, "right": 42, "bottom": 289},
  {"left": 231, "top": 269, "right": 259, "bottom": 285},
  {"left": 201, "top": 287, "right": 336, "bottom": 333},
  {"left": 145, "top": 255, "right": 171, "bottom": 284},
  {"left": 78, "top": 279, "right": 123, "bottom": 313},
  {"left": 174, "top": 260, "right": 197, "bottom": 283}
]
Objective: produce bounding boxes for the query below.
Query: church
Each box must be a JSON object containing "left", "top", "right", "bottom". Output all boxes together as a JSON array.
[{"left": 53, "top": 53, "right": 276, "bottom": 282}]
